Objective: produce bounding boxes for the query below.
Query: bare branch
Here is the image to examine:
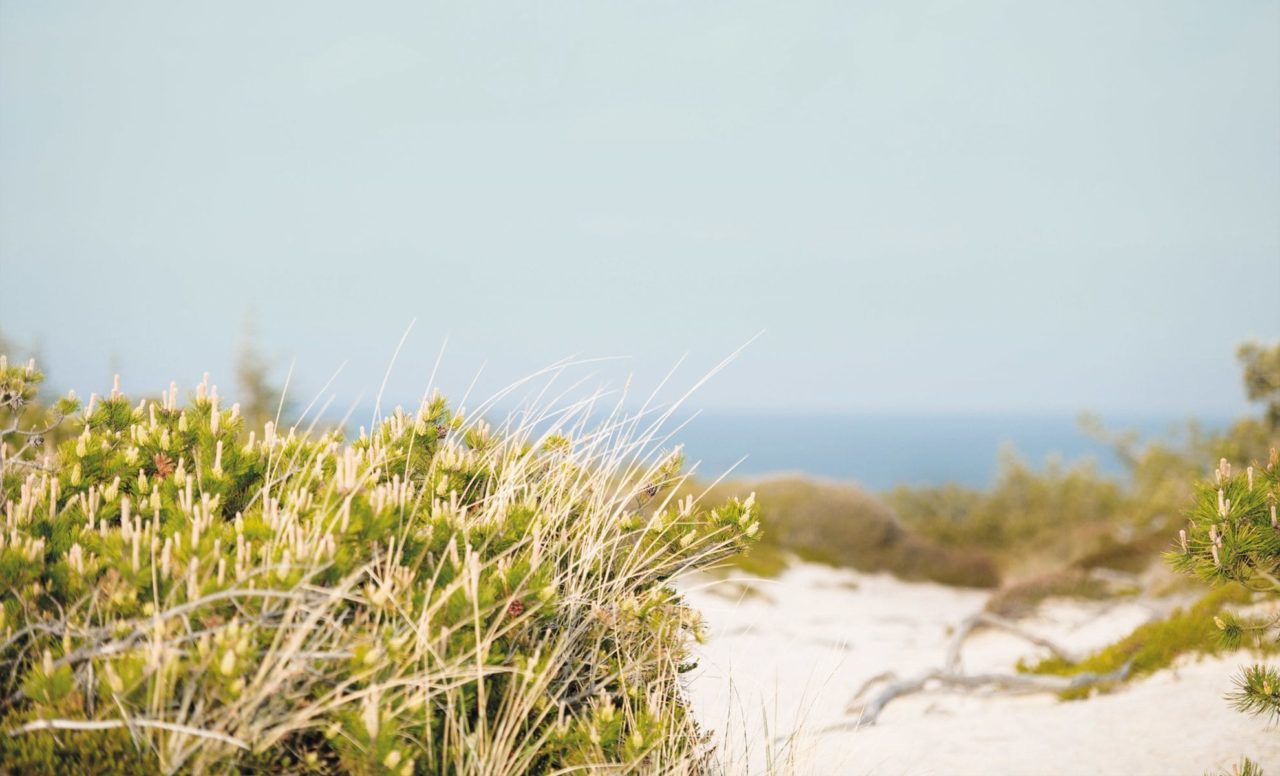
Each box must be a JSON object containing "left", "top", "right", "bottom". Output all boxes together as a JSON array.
[
  {"left": 7, "top": 717, "right": 249, "bottom": 750},
  {"left": 840, "top": 661, "right": 1133, "bottom": 728}
]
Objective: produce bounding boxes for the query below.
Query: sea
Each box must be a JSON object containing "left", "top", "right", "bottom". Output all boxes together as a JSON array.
[
  {"left": 348, "top": 401, "right": 1237, "bottom": 492},
  {"left": 666, "top": 412, "right": 1234, "bottom": 491}
]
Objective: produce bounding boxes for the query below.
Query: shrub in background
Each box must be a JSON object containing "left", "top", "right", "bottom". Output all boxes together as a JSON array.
[
  {"left": 887, "top": 452, "right": 1126, "bottom": 571},
  {"left": 701, "top": 477, "right": 1000, "bottom": 587},
  {"left": 0, "top": 355, "right": 758, "bottom": 774},
  {"left": 891, "top": 344, "right": 1280, "bottom": 580}
]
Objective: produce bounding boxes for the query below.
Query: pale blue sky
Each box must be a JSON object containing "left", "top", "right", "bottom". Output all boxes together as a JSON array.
[{"left": 2, "top": 1, "right": 1277, "bottom": 415}]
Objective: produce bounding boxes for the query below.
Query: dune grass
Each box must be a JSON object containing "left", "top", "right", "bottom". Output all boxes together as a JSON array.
[{"left": 0, "top": 357, "right": 759, "bottom": 774}]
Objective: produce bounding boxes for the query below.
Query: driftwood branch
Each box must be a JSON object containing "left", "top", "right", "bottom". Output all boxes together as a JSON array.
[
  {"left": 944, "top": 611, "right": 1079, "bottom": 671},
  {"left": 841, "top": 611, "right": 1129, "bottom": 727},
  {"left": 847, "top": 662, "right": 1132, "bottom": 727}
]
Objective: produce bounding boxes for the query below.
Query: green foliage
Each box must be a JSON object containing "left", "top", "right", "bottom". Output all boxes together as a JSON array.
[
  {"left": 234, "top": 315, "right": 292, "bottom": 429},
  {"left": 701, "top": 477, "right": 1000, "bottom": 587},
  {"left": 0, "top": 708, "right": 154, "bottom": 775},
  {"left": 0, "top": 357, "right": 759, "bottom": 774},
  {"left": 1021, "top": 584, "right": 1264, "bottom": 699},
  {"left": 1165, "top": 446, "right": 1280, "bottom": 730},
  {"left": 696, "top": 344, "right": 1280, "bottom": 606},
  {"left": 717, "top": 540, "right": 790, "bottom": 578},
  {"left": 1228, "top": 664, "right": 1280, "bottom": 722},
  {"left": 1239, "top": 342, "right": 1280, "bottom": 432},
  {"left": 1159, "top": 345, "right": 1280, "bottom": 776},
  {"left": 890, "top": 450, "right": 1125, "bottom": 557},
  {"left": 1167, "top": 341, "right": 1280, "bottom": 760},
  {"left": 890, "top": 401, "right": 1279, "bottom": 580},
  {"left": 1167, "top": 455, "right": 1280, "bottom": 592}
]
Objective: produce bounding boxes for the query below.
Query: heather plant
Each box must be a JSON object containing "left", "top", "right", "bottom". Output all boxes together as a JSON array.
[{"left": 0, "top": 355, "right": 759, "bottom": 774}]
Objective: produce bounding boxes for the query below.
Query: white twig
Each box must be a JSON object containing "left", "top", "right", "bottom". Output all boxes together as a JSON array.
[
  {"left": 845, "top": 662, "right": 1133, "bottom": 728},
  {"left": 838, "top": 611, "right": 1126, "bottom": 728},
  {"left": 8, "top": 717, "right": 249, "bottom": 749}
]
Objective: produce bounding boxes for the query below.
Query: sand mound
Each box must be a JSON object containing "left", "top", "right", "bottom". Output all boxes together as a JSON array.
[{"left": 684, "top": 564, "right": 1279, "bottom": 775}]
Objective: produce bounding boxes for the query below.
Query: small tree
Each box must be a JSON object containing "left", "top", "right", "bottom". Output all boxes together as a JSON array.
[
  {"left": 234, "top": 315, "right": 291, "bottom": 428},
  {"left": 1168, "top": 452, "right": 1280, "bottom": 719},
  {"left": 1239, "top": 342, "right": 1280, "bottom": 433},
  {"left": 1168, "top": 344, "right": 1280, "bottom": 774}
]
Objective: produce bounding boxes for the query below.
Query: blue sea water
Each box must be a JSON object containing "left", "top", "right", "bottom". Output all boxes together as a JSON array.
[{"left": 668, "top": 412, "right": 1234, "bottom": 491}]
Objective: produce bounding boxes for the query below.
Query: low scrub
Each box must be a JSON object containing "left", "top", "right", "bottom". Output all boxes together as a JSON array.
[
  {"left": 890, "top": 410, "right": 1279, "bottom": 578},
  {"left": 701, "top": 477, "right": 1000, "bottom": 588},
  {"left": 0, "top": 357, "right": 758, "bottom": 774},
  {"left": 888, "top": 453, "right": 1125, "bottom": 554},
  {"left": 1019, "top": 584, "right": 1268, "bottom": 699}
]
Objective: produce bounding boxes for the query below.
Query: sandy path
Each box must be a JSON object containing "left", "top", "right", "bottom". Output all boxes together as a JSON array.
[{"left": 682, "top": 563, "right": 1279, "bottom": 775}]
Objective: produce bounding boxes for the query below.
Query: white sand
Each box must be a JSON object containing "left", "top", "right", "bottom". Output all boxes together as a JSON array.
[{"left": 682, "top": 563, "right": 1280, "bottom": 775}]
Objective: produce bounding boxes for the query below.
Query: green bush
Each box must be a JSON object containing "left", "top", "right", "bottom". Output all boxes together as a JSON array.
[
  {"left": 889, "top": 451, "right": 1125, "bottom": 554},
  {"left": 1164, "top": 342, "right": 1280, "bottom": 774},
  {"left": 1166, "top": 451, "right": 1280, "bottom": 723},
  {"left": 1020, "top": 583, "right": 1264, "bottom": 699},
  {"left": 0, "top": 356, "right": 758, "bottom": 774},
  {"left": 701, "top": 477, "right": 1000, "bottom": 588},
  {"left": 890, "top": 398, "right": 1278, "bottom": 579}
]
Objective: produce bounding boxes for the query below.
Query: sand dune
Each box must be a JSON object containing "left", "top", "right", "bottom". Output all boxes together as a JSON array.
[{"left": 684, "top": 564, "right": 1280, "bottom": 775}]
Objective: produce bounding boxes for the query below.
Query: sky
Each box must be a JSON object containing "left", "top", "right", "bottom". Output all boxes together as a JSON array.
[{"left": 2, "top": 1, "right": 1278, "bottom": 418}]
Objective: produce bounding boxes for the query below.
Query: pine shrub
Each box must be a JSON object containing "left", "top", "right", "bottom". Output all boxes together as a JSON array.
[
  {"left": 1166, "top": 343, "right": 1280, "bottom": 775},
  {"left": 0, "top": 356, "right": 758, "bottom": 774},
  {"left": 1167, "top": 452, "right": 1280, "bottom": 722}
]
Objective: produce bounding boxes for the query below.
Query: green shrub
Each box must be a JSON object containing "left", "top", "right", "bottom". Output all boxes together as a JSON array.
[
  {"left": 701, "top": 477, "right": 1000, "bottom": 587},
  {"left": 890, "top": 451, "right": 1125, "bottom": 552},
  {"left": 0, "top": 356, "right": 758, "bottom": 774},
  {"left": 890, "top": 402, "right": 1278, "bottom": 579},
  {"left": 1166, "top": 450, "right": 1280, "bottom": 722},
  {"left": 1020, "top": 584, "right": 1264, "bottom": 699},
  {"left": 1169, "top": 341, "right": 1280, "bottom": 776}
]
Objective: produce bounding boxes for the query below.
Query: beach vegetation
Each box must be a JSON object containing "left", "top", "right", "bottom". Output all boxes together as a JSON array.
[
  {"left": 1019, "top": 583, "right": 1266, "bottom": 699},
  {"left": 0, "top": 354, "right": 759, "bottom": 774},
  {"left": 698, "top": 477, "right": 1000, "bottom": 587}
]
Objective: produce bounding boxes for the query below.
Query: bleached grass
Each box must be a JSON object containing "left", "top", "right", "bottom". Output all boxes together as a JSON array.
[{"left": 0, "top": 354, "right": 759, "bottom": 774}]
